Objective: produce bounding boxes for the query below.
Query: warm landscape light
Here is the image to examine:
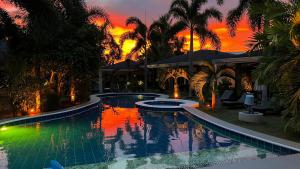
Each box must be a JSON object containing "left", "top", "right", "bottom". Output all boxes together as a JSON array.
[
  {"left": 137, "top": 95, "right": 143, "bottom": 100},
  {"left": 71, "top": 95, "right": 76, "bottom": 102},
  {"left": 174, "top": 92, "right": 179, "bottom": 99},
  {"left": 0, "top": 127, "right": 8, "bottom": 131}
]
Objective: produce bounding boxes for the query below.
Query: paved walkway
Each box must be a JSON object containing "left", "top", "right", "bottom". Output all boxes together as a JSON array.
[
  {"left": 183, "top": 106, "right": 300, "bottom": 169},
  {"left": 203, "top": 153, "right": 300, "bottom": 169},
  {"left": 184, "top": 106, "right": 300, "bottom": 152}
]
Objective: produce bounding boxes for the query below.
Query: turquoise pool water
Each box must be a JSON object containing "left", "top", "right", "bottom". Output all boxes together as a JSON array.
[{"left": 0, "top": 95, "right": 278, "bottom": 169}]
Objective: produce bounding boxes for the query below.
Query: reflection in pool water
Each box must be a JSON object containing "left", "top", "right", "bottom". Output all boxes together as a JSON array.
[{"left": 0, "top": 95, "right": 277, "bottom": 169}]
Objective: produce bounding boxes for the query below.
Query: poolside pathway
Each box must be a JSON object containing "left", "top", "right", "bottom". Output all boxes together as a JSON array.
[
  {"left": 183, "top": 106, "right": 300, "bottom": 169},
  {"left": 183, "top": 106, "right": 300, "bottom": 152},
  {"left": 203, "top": 153, "right": 300, "bottom": 169}
]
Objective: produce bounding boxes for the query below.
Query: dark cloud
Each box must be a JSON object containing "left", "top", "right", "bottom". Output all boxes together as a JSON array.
[{"left": 87, "top": 0, "right": 240, "bottom": 24}]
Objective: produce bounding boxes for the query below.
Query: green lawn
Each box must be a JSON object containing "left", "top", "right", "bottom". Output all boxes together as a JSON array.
[{"left": 199, "top": 106, "right": 300, "bottom": 143}]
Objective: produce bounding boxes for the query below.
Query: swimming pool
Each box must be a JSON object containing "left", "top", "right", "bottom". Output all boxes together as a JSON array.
[{"left": 0, "top": 95, "right": 279, "bottom": 169}]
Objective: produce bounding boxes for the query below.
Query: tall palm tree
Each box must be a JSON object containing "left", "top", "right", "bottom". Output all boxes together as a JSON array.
[
  {"left": 190, "top": 61, "right": 235, "bottom": 111},
  {"left": 120, "top": 17, "right": 149, "bottom": 91},
  {"left": 169, "top": 0, "right": 223, "bottom": 96}
]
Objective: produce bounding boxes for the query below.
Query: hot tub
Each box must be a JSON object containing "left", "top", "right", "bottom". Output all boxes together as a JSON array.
[{"left": 135, "top": 98, "right": 199, "bottom": 111}]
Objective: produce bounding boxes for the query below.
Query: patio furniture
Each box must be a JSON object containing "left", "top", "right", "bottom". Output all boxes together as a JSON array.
[
  {"left": 222, "top": 93, "right": 246, "bottom": 107},
  {"left": 253, "top": 101, "right": 275, "bottom": 115},
  {"left": 220, "top": 90, "right": 234, "bottom": 101}
]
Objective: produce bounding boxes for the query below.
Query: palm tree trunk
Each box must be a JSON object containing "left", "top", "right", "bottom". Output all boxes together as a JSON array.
[
  {"left": 212, "top": 81, "right": 216, "bottom": 112},
  {"left": 144, "top": 45, "right": 148, "bottom": 92},
  {"left": 70, "top": 77, "right": 76, "bottom": 102},
  {"left": 35, "top": 90, "right": 41, "bottom": 113},
  {"left": 174, "top": 79, "right": 180, "bottom": 98},
  {"left": 188, "top": 28, "right": 194, "bottom": 97}
]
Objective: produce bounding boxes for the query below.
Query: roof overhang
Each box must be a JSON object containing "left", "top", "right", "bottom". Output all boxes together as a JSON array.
[
  {"left": 148, "top": 56, "right": 261, "bottom": 69},
  {"left": 101, "top": 68, "right": 140, "bottom": 72},
  {"left": 214, "top": 56, "right": 261, "bottom": 64}
]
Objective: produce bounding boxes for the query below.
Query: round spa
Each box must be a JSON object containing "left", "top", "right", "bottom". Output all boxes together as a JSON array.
[{"left": 135, "top": 98, "right": 199, "bottom": 111}]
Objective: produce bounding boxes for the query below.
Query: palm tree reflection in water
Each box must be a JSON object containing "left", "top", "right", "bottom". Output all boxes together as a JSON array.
[{"left": 94, "top": 105, "right": 239, "bottom": 160}]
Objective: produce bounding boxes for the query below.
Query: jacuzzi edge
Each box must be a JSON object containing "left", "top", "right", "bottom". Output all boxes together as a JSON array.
[
  {"left": 96, "top": 92, "right": 169, "bottom": 98},
  {"left": 183, "top": 106, "right": 300, "bottom": 154},
  {"left": 135, "top": 98, "right": 198, "bottom": 110}
]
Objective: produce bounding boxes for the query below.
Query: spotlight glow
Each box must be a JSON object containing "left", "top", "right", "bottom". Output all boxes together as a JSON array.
[{"left": 0, "top": 127, "right": 8, "bottom": 131}]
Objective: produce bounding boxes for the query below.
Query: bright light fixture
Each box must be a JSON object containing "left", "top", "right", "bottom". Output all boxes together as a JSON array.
[{"left": 0, "top": 127, "right": 8, "bottom": 131}]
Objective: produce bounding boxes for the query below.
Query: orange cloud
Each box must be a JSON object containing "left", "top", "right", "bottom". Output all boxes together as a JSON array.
[{"left": 177, "top": 20, "right": 252, "bottom": 52}]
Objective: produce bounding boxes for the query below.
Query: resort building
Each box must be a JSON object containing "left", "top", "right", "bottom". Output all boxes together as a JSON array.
[{"left": 101, "top": 50, "right": 265, "bottom": 102}]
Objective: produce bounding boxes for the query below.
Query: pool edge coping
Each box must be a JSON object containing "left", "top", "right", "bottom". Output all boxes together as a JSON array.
[
  {"left": 183, "top": 106, "right": 300, "bottom": 153},
  {"left": 0, "top": 95, "right": 100, "bottom": 127},
  {"left": 0, "top": 93, "right": 168, "bottom": 127}
]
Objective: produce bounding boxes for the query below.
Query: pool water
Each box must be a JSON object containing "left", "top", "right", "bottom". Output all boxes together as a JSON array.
[{"left": 0, "top": 95, "right": 278, "bottom": 169}]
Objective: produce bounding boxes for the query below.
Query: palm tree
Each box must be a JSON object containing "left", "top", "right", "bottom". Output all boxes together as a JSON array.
[
  {"left": 120, "top": 17, "right": 149, "bottom": 91},
  {"left": 173, "top": 37, "right": 187, "bottom": 55},
  {"left": 190, "top": 61, "right": 235, "bottom": 111},
  {"left": 159, "top": 68, "right": 189, "bottom": 98},
  {"left": 148, "top": 14, "right": 186, "bottom": 61},
  {"left": 226, "top": 0, "right": 287, "bottom": 36},
  {"left": 169, "top": 0, "right": 223, "bottom": 96},
  {"left": 251, "top": 1, "right": 300, "bottom": 131}
]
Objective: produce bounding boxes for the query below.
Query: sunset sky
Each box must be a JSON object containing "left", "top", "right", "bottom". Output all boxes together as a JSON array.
[{"left": 1, "top": 0, "right": 253, "bottom": 58}]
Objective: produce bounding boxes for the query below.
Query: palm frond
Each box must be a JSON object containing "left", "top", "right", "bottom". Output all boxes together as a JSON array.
[
  {"left": 169, "top": 7, "right": 188, "bottom": 22},
  {"left": 199, "top": 7, "right": 223, "bottom": 24},
  {"left": 169, "top": 21, "right": 186, "bottom": 37},
  {"left": 170, "top": 0, "right": 189, "bottom": 12},
  {"left": 191, "top": 0, "right": 208, "bottom": 16},
  {"left": 195, "top": 61, "right": 215, "bottom": 72},
  {"left": 226, "top": 0, "right": 250, "bottom": 36},
  {"left": 88, "top": 7, "right": 110, "bottom": 23},
  {"left": 195, "top": 27, "right": 221, "bottom": 50},
  {"left": 216, "top": 68, "right": 236, "bottom": 80},
  {"left": 119, "top": 31, "right": 138, "bottom": 47},
  {"left": 126, "top": 16, "right": 145, "bottom": 27},
  {"left": 127, "top": 39, "right": 145, "bottom": 59}
]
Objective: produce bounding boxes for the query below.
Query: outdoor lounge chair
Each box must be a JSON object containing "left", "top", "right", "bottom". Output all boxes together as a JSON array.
[
  {"left": 222, "top": 93, "right": 246, "bottom": 107},
  {"left": 253, "top": 101, "right": 275, "bottom": 114},
  {"left": 220, "top": 90, "right": 234, "bottom": 101}
]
